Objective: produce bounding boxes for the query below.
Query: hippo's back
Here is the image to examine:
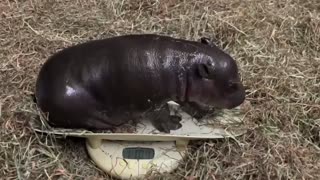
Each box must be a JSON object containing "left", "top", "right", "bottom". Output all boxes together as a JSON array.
[{"left": 35, "top": 34, "right": 203, "bottom": 112}]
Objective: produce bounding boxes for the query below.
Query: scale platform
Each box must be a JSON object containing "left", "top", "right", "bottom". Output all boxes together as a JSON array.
[{"left": 30, "top": 102, "right": 248, "bottom": 179}]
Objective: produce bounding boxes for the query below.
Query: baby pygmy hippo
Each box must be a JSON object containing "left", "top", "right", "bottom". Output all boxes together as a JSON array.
[{"left": 35, "top": 34, "right": 245, "bottom": 133}]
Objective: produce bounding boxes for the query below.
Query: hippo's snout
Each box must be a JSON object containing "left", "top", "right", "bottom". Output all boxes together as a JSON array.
[{"left": 224, "top": 85, "right": 246, "bottom": 109}]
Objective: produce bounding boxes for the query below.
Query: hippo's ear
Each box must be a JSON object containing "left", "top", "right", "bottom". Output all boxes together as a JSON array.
[
  {"left": 200, "top": 37, "right": 214, "bottom": 46},
  {"left": 197, "top": 63, "right": 215, "bottom": 79}
]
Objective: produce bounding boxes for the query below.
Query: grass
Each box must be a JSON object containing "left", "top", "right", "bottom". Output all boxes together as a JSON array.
[{"left": 1, "top": 0, "right": 319, "bottom": 179}]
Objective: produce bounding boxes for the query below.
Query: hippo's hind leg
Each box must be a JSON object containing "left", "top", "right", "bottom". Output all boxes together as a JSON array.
[
  {"left": 46, "top": 103, "right": 117, "bottom": 131},
  {"left": 82, "top": 110, "right": 129, "bottom": 130},
  {"left": 46, "top": 89, "right": 129, "bottom": 131},
  {"left": 146, "top": 103, "right": 182, "bottom": 133}
]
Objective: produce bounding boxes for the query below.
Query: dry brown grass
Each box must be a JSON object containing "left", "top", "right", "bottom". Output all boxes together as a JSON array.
[{"left": 1, "top": 0, "right": 319, "bottom": 179}]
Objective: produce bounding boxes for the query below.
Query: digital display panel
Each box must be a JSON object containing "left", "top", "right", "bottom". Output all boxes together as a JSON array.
[{"left": 122, "top": 147, "right": 155, "bottom": 159}]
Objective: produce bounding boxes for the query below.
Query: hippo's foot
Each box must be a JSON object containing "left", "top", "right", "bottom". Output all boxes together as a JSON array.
[
  {"left": 152, "top": 115, "right": 182, "bottom": 133},
  {"left": 179, "top": 102, "right": 215, "bottom": 120},
  {"left": 147, "top": 104, "right": 182, "bottom": 133}
]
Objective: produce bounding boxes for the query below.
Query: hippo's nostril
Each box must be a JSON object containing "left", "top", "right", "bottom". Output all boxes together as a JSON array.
[
  {"left": 229, "top": 83, "right": 238, "bottom": 91},
  {"left": 226, "top": 81, "right": 240, "bottom": 94}
]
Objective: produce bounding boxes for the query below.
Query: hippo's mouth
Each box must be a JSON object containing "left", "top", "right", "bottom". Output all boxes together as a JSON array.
[{"left": 193, "top": 100, "right": 216, "bottom": 110}]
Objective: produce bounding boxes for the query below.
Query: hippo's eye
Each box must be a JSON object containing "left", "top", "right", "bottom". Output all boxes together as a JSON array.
[
  {"left": 197, "top": 61, "right": 216, "bottom": 79},
  {"left": 197, "top": 63, "right": 210, "bottom": 79}
]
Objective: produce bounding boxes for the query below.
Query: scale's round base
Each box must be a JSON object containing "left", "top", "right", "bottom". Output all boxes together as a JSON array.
[
  {"left": 30, "top": 102, "right": 248, "bottom": 179},
  {"left": 86, "top": 139, "right": 188, "bottom": 179}
]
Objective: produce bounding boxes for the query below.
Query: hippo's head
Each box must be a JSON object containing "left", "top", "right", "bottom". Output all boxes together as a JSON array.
[{"left": 187, "top": 37, "right": 246, "bottom": 109}]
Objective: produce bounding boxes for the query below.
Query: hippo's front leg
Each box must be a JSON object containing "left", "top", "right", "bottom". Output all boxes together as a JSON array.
[
  {"left": 146, "top": 103, "right": 182, "bottom": 133},
  {"left": 179, "top": 102, "right": 215, "bottom": 120}
]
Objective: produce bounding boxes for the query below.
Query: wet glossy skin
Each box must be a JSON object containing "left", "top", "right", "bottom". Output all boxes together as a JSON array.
[{"left": 35, "top": 34, "right": 245, "bottom": 133}]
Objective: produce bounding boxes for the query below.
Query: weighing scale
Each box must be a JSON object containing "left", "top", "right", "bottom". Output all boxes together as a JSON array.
[{"left": 30, "top": 101, "right": 247, "bottom": 179}]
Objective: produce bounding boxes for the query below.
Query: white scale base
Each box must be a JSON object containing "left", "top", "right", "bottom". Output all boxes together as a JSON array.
[{"left": 31, "top": 102, "right": 247, "bottom": 179}]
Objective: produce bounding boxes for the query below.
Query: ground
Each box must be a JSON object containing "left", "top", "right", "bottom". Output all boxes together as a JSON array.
[{"left": 0, "top": 0, "right": 319, "bottom": 179}]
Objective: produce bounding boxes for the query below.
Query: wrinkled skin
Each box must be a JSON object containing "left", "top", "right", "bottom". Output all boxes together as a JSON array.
[{"left": 35, "top": 34, "right": 245, "bottom": 133}]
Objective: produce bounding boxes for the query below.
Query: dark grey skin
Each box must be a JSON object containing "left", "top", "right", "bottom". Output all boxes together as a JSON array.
[{"left": 35, "top": 34, "right": 245, "bottom": 133}]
